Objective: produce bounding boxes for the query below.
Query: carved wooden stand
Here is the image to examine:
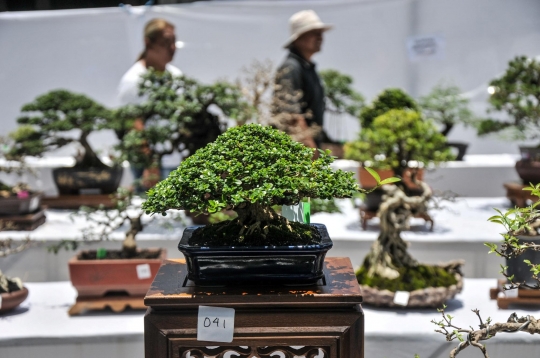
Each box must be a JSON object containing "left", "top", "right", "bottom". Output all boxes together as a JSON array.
[
  {"left": 490, "top": 279, "right": 540, "bottom": 309},
  {"left": 359, "top": 206, "right": 434, "bottom": 231},
  {"left": 42, "top": 195, "right": 115, "bottom": 209},
  {"left": 144, "top": 257, "right": 364, "bottom": 358},
  {"left": 0, "top": 210, "right": 46, "bottom": 231},
  {"left": 504, "top": 182, "right": 538, "bottom": 208},
  {"left": 68, "top": 295, "right": 146, "bottom": 315}
]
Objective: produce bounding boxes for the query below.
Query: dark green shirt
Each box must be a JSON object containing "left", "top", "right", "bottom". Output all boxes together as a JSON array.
[{"left": 274, "top": 49, "right": 325, "bottom": 128}]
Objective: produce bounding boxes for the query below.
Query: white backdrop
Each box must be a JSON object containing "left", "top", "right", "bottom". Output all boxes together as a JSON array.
[{"left": 1, "top": 0, "right": 540, "bottom": 155}]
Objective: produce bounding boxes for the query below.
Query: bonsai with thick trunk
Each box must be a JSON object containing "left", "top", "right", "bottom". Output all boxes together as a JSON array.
[
  {"left": 11, "top": 90, "right": 113, "bottom": 169},
  {"left": 143, "top": 124, "right": 363, "bottom": 245}
]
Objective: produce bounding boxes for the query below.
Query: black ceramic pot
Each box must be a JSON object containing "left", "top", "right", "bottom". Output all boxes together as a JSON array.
[
  {"left": 178, "top": 223, "right": 332, "bottom": 286},
  {"left": 506, "top": 235, "right": 540, "bottom": 286},
  {"left": 52, "top": 166, "right": 123, "bottom": 195},
  {"left": 0, "top": 192, "right": 41, "bottom": 216}
]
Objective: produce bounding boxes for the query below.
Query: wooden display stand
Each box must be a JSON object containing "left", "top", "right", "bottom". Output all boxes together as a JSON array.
[
  {"left": 42, "top": 195, "right": 115, "bottom": 209},
  {"left": 144, "top": 257, "right": 364, "bottom": 358},
  {"left": 68, "top": 295, "right": 146, "bottom": 316},
  {"left": 0, "top": 210, "right": 46, "bottom": 231},
  {"left": 490, "top": 279, "right": 540, "bottom": 309},
  {"left": 359, "top": 206, "right": 434, "bottom": 231},
  {"left": 504, "top": 182, "right": 538, "bottom": 208}
]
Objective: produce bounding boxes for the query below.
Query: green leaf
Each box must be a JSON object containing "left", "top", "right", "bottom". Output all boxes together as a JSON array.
[
  {"left": 364, "top": 167, "right": 380, "bottom": 183},
  {"left": 379, "top": 177, "right": 401, "bottom": 185}
]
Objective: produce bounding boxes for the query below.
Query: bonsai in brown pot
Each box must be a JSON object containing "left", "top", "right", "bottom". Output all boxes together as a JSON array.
[
  {"left": 0, "top": 237, "right": 32, "bottom": 313},
  {"left": 50, "top": 188, "right": 180, "bottom": 299}
]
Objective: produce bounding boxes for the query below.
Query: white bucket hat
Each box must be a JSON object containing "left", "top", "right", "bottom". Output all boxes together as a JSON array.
[{"left": 283, "top": 10, "right": 333, "bottom": 48}]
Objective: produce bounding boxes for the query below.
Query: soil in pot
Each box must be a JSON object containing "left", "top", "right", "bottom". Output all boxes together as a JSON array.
[
  {"left": 355, "top": 263, "right": 457, "bottom": 292},
  {"left": 190, "top": 218, "right": 321, "bottom": 247},
  {"left": 78, "top": 249, "right": 161, "bottom": 260}
]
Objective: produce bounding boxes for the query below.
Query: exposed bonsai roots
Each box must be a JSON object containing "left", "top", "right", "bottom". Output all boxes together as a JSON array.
[
  {"left": 234, "top": 203, "right": 293, "bottom": 242},
  {"left": 364, "top": 180, "right": 432, "bottom": 280}
]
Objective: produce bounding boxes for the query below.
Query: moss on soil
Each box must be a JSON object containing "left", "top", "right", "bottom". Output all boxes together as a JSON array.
[
  {"left": 189, "top": 218, "right": 321, "bottom": 247},
  {"left": 355, "top": 262, "right": 458, "bottom": 292}
]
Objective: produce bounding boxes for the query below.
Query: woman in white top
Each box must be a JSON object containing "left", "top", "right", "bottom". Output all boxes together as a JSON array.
[{"left": 117, "top": 18, "right": 182, "bottom": 192}]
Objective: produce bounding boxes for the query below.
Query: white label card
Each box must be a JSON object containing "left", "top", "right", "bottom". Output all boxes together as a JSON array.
[
  {"left": 504, "top": 287, "right": 518, "bottom": 298},
  {"left": 197, "top": 305, "right": 235, "bottom": 343},
  {"left": 136, "top": 264, "right": 151, "bottom": 280},
  {"left": 393, "top": 291, "right": 410, "bottom": 306}
]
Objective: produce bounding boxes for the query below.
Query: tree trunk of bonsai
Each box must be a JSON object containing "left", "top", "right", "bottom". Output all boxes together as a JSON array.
[
  {"left": 364, "top": 181, "right": 432, "bottom": 279},
  {"left": 77, "top": 132, "right": 107, "bottom": 168},
  {"left": 122, "top": 215, "right": 143, "bottom": 257},
  {"left": 234, "top": 202, "right": 292, "bottom": 240}
]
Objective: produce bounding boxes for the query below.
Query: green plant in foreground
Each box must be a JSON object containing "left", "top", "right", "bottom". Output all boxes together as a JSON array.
[{"left": 143, "top": 124, "right": 392, "bottom": 245}]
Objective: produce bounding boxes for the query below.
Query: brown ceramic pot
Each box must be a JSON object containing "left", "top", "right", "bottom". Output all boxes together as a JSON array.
[
  {"left": 68, "top": 248, "right": 166, "bottom": 297},
  {"left": 515, "top": 159, "right": 540, "bottom": 185},
  {"left": 0, "top": 192, "right": 42, "bottom": 215},
  {"left": 0, "top": 287, "right": 29, "bottom": 313}
]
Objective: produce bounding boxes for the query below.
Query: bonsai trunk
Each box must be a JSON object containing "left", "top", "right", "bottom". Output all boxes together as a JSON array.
[
  {"left": 441, "top": 122, "right": 453, "bottom": 137},
  {"left": 234, "top": 202, "right": 292, "bottom": 240},
  {"left": 122, "top": 215, "right": 143, "bottom": 257},
  {"left": 77, "top": 132, "right": 107, "bottom": 168},
  {"left": 364, "top": 181, "right": 432, "bottom": 279}
]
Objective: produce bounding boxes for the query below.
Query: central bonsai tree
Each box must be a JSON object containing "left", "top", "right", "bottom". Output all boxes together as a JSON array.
[
  {"left": 143, "top": 124, "right": 362, "bottom": 246},
  {"left": 11, "top": 90, "right": 113, "bottom": 169}
]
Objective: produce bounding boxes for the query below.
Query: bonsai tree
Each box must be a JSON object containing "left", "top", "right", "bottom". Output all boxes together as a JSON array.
[
  {"left": 476, "top": 56, "right": 540, "bottom": 140},
  {"left": 11, "top": 90, "right": 113, "bottom": 169},
  {"left": 433, "top": 184, "right": 540, "bottom": 357},
  {"left": 142, "top": 124, "right": 372, "bottom": 245},
  {"left": 0, "top": 234, "right": 33, "bottom": 301},
  {"left": 359, "top": 88, "right": 418, "bottom": 129},
  {"left": 115, "top": 69, "right": 252, "bottom": 172},
  {"left": 0, "top": 131, "right": 33, "bottom": 198},
  {"left": 319, "top": 69, "right": 365, "bottom": 119},
  {"left": 345, "top": 109, "right": 454, "bottom": 179},
  {"left": 419, "top": 83, "right": 475, "bottom": 137}
]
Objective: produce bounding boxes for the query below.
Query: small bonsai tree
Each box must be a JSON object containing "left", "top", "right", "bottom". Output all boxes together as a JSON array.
[
  {"left": 320, "top": 69, "right": 365, "bottom": 119},
  {"left": 0, "top": 132, "right": 33, "bottom": 197},
  {"left": 115, "top": 69, "right": 252, "bottom": 172},
  {"left": 142, "top": 124, "right": 365, "bottom": 246},
  {"left": 419, "top": 83, "right": 476, "bottom": 137},
  {"left": 433, "top": 184, "right": 540, "bottom": 357},
  {"left": 359, "top": 88, "right": 418, "bottom": 129},
  {"left": 0, "top": 234, "right": 33, "bottom": 295},
  {"left": 11, "top": 90, "right": 113, "bottom": 168},
  {"left": 345, "top": 109, "right": 454, "bottom": 178},
  {"left": 477, "top": 56, "right": 540, "bottom": 140}
]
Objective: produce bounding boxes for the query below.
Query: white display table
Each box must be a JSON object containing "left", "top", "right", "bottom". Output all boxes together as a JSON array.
[
  {"left": 0, "top": 197, "right": 509, "bottom": 281},
  {"left": 0, "top": 279, "right": 537, "bottom": 358}
]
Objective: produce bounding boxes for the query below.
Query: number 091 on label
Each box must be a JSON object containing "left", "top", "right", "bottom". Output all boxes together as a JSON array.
[{"left": 197, "top": 305, "right": 235, "bottom": 343}]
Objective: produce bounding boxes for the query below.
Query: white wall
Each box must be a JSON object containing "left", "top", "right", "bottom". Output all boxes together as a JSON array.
[{"left": 1, "top": 0, "right": 540, "bottom": 155}]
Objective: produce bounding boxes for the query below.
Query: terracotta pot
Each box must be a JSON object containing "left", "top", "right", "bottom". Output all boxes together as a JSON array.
[
  {"left": 359, "top": 167, "right": 424, "bottom": 189},
  {"left": 0, "top": 287, "right": 29, "bottom": 313},
  {"left": 68, "top": 248, "right": 166, "bottom": 297}
]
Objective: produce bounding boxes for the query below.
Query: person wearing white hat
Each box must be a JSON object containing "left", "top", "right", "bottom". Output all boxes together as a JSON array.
[{"left": 273, "top": 10, "right": 333, "bottom": 148}]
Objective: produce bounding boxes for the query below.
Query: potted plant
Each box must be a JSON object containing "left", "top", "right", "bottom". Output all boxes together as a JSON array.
[
  {"left": 345, "top": 108, "right": 454, "bottom": 210},
  {"left": 115, "top": 69, "right": 252, "bottom": 192},
  {"left": 11, "top": 90, "right": 120, "bottom": 195},
  {"left": 355, "top": 180, "right": 463, "bottom": 307},
  {"left": 142, "top": 124, "right": 382, "bottom": 285},
  {"left": 50, "top": 188, "right": 171, "bottom": 298},
  {"left": 318, "top": 69, "right": 365, "bottom": 158},
  {"left": 0, "top": 132, "right": 42, "bottom": 217},
  {"left": 419, "top": 83, "right": 476, "bottom": 160},
  {"left": 0, "top": 237, "right": 32, "bottom": 313},
  {"left": 476, "top": 56, "right": 540, "bottom": 184}
]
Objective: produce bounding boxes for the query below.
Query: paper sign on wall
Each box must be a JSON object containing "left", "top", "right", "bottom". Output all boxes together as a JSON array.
[
  {"left": 406, "top": 34, "right": 445, "bottom": 62},
  {"left": 393, "top": 291, "right": 410, "bottom": 306},
  {"left": 136, "top": 264, "right": 151, "bottom": 280},
  {"left": 197, "top": 305, "right": 235, "bottom": 343}
]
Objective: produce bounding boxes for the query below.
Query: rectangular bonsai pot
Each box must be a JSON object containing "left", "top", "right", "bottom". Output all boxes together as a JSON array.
[
  {"left": 69, "top": 248, "right": 166, "bottom": 297},
  {"left": 178, "top": 223, "right": 332, "bottom": 286}
]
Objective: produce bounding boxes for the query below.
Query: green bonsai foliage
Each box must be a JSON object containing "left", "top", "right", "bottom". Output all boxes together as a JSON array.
[
  {"left": 419, "top": 83, "right": 475, "bottom": 137},
  {"left": 359, "top": 88, "right": 418, "bottom": 129},
  {"left": 320, "top": 69, "right": 365, "bottom": 118},
  {"left": 143, "top": 124, "right": 360, "bottom": 245},
  {"left": 115, "top": 69, "right": 252, "bottom": 169},
  {"left": 11, "top": 90, "right": 113, "bottom": 168},
  {"left": 478, "top": 56, "right": 540, "bottom": 140},
  {"left": 0, "top": 133, "right": 33, "bottom": 197},
  {"left": 345, "top": 109, "right": 454, "bottom": 177}
]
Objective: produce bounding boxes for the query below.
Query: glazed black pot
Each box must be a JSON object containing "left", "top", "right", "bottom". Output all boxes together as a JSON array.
[
  {"left": 0, "top": 192, "right": 41, "bottom": 216},
  {"left": 506, "top": 235, "right": 540, "bottom": 286},
  {"left": 52, "top": 166, "right": 123, "bottom": 195},
  {"left": 178, "top": 223, "right": 332, "bottom": 286}
]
